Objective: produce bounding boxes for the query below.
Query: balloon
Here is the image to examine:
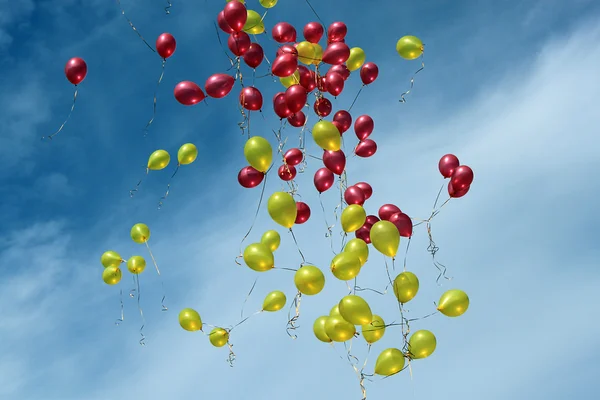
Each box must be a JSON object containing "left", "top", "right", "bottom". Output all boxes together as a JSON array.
[
  {"left": 244, "top": 136, "right": 272, "bottom": 172},
  {"left": 288, "top": 111, "right": 306, "bottom": 127},
  {"left": 65, "top": 57, "right": 87, "bottom": 85},
  {"left": 208, "top": 327, "right": 229, "bottom": 347},
  {"left": 243, "top": 43, "right": 264, "bottom": 68},
  {"left": 365, "top": 215, "right": 380, "bottom": 227},
  {"left": 333, "top": 110, "right": 352, "bottom": 134},
  {"left": 314, "top": 97, "right": 332, "bottom": 118},
  {"left": 280, "top": 70, "right": 300, "bottom": 88},
  {"left": 344, "top": 185, "right": 366, "bottom": 206},
  {"left": 409, "top": 330, "right": 436, "bottom": 359},
  {"left": 322, "top": 42, "right": 350, "bottom": 65},
  {"left": 374, "top": 348, "right": 405, "bottom": 376},
  {"left": 325, "top": 315, "right": 356, "bottom": 342},
  {"left": 396, "top": 35, "right": 424, "bottom": 60},
  {"left": 102, "top": 266, "right": 122, "bottom": 285},
  {"left": 259, "top": 0, "right": 277, "bottom": 7},
  {"left": 147, "top": 149, "right": 170, "bottom": 171},
  {"left": 228, "top": 31, "right": 251, "bottom": 56},
  {"left": 272, "top": 53, "right": 298, "bottom": 77},
  {"left": 323, "top": 149, "right": 346, "bottom": 175},
  {"left": 325, "top": 71, "right": 344, "bottom": 96},
  {"left": 378, "top": 204, "right": 401, "bottom": 221},
  {"left": 295, "top": 201, "right": 311, "bottom": 224},
  {"left": 243, "top": 10, "right": 264, "bottom": 35},
  {"left": 312, "top": 120, "right": 341, "bottom": 151},
  {"left": 344, "top": 238, "right": 369, "bottom": 266},
  {"left": 346, "top": 47, "right": 366, "bottom": 71},
  {"left": 355, "top": 225, "right": 372, "bottom": 244},
  {"left": 339, "top": 295, "right": 372, "bottom": 325},
  {"left": 330, "top": 251, "right": 361, "bottom": 281},
  {"left": 437, "top": 289, "right": 470, "bottom": 317},
  {"left": 101, "top": 251, "right": 122, "bottom": 269},
  {"left": 272, "top": 22, "right": 296, "bottom": 43},
  {"left": 370, "top": 220, "right": 400, "bottom": 257},
  {"left": 355, "top": 139, "right": 377, "bottom": 157},
  {"left": 393, "top": 271, "right": 419, "bottom": 303},
  {"left": 156, "top": 33, "right": 176, "bottom": 59},
  {"left": 174, "top": 81, "right": 205, "bottom": 105},
  {"left": 294, "top": 265, "right": 325, "bottom": 295},
  {"left": 239, "top": 86, "right": 263, "bottom": 111},
  {"left": 284, "top": 148, "right": 303, "bottom": 166},
  {"left": 260, "top": 230, "right": 281, "bottom": 252},
  {"left": 327, "top": 22, "right": 347, "bottom": 42},
  {"left": 179, "top": 308, "right": 202, "bottom": 331},
  {"left": 223, "top": 0, "right": 247, "bottom": 32},
  {"left": 355, "top": 182, "right": 373, "bottom": 200},
  {"left": 267, "top": 191, "right": 297, "bottom": 228},
  {"left": 438, "top": 154, "right": 460, "bottom": 178},
  {"left": 217, "top": 11, "right": 234, "bottom": 34},
  {"left": 227, "top": 1, "right": 245, "bottom": 5},
  {"left": 205, "top": 73, "right": 235, "bottom": 99},
  {"left": 450, "top": 165, "right": 474, "bottom": 191},
  {"left": 354, "top": 115, "right": 374, "bottom": 140},
  {"left": 126, "top": 255, "right": 146, "bottom": 274},
  {"left": 329, "top": 304, "right": 342, "bottom": 317},
  {"left": 329, "top": 64, "right": 350, "bottom": 80},
  {"left": 238, "top": 166, "right": 264, "bottom": 188},
  {"left": 130, "top": 223, "right": 150, "bottom": 244},
  {"left": 312, "top": 43, "right": 323, "bottom": 65},
  {"left": 313, "top": 316, "right": 332, "bottom": 343},
  {"left": 389, "top": 212, "right": 413, "bottom": 237},
  {"left": 298, "top": 66, "right": 315, "bottom": 91},
  {"left": 360, "top": 62, "right": 379, "bottom": 85},
  {"left": 362, "top": 315, "right": 385, "bottom": 344},
  {"left": 177, "top": 143, "right": 198, "bottom": 165},
  {"left": 276, "top": 44, "right": 299, "bottom": 58},
  {"left": 273, "top": 92, "right": 293, "bottom": 119},
  {"left": 285, "top": 84, "right": 307, "bottom": 113},
  {"left": 243, "top": 242, "right": 274, "bottom": 272},
  {"left": 304, "top": 22, "right": 324, "bottom": 43},
  {"left": 296, "top": 41, "right": 316, "bottom": 64},
  {"left": 314, "top": 167, "right": 334, "bottom": 193},
  {"left": 448, "top": 181, "right": 470, "bottom": 198},
  {"left": 262, "top": 290, "right": 287, "bottom": 312},
  {"left": 278, "top": 164, "right": 296, "bottom": 181},
  {"left": 341, "top": 204, "right": 367, "bottom": 233}
]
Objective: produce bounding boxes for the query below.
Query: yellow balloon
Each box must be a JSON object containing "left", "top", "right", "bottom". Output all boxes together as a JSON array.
[
  {"left": 370, "top": 220, "right": 400, "bottom": 257},
  {"left": 374, "top": 348, "right": 406, "bottom": 376},
  {"left": 408, "top": 330, "right": 436, "bottom": 359},
  {"left": 325, "top": 315, "right": 356, "bottom": 342},
  {"left": 102, "top": 266, "right": 122, "bottom": 285},
  {"left": 437, "top": 289, "right": 470, "bottom": 317},
  {"left": 179, "top": 308, "right": 202, "bottom": 332},
  {"left": 267, "top": 191, "right": 297, "bottom": 228},
  {"left": 312, "top": 120, "right": 341, "bottom": 151},
  {"left": 260, "top": 230, "right": 281, "bottom": 252},
  {"left": 244, "top": 136, "right": 272, "bottom": 172},
  {"left": 177, "top": 143, "right": 198, "bottom": 165},
  {"left": 147, "top": 149, "right": 170, "bottom": 170},
  {"left": 259, "top": 0, "right": 277, "bottom": 8},
  {"left": 294, "top": 265, "right": 325, "bottom": 295},
  {"left": 338, "top": 295, "right": 372, "bottom": 325},
  {"left": 243, "top": 10, "right": 265, "bottom": 35},
  {"left": 311, "top": 43, "right": 323, "bottom": 65},
  {"left": 396, "top": 35, "right": 424, "bottom": 60},
  {"left": 344, "top": 238, "right": 369, "bottom": 266},
  {"left": 126, "top": 255, "right": 146, "bottom": 274},
  {"left": 296, "top": 41, "right": 316, "bottom": 65},
  {"left": 346, "top": 47, "right": 366, "bottom": 71},
  {"left": 243, "top": 243, "right": 274, "bottom": 272},
  {"left": 280, "top": 70, "right": 300, "bottom": 88},
  {"left": 341, "top": 204, "right": 367, "bottom": 232},
  {"left": 262, "top": 290, "right": 287, "bottom": 312},
  {"left": 130, "top": 223, "right": 150, "bottom": 244},
  {"left": 361, "top": 315, "right": 386, "bottom": 344},
  {"left": 329, "top": 304, "right": 342, "bottom": 317},
  {"left": 393, "top": 271, "right": 419, "bottom": 303},
  {"left": 330, "top": 251, "right": 361, "bottom": 281},
  {"left": 101, "top": 250, "right": 122, "bottom": 268},
  {"left": 313, "top": 316, "right": 332, "bottom": 343},
  {"left": 208, "top": 327, "right": 229, "bottom": 347}
]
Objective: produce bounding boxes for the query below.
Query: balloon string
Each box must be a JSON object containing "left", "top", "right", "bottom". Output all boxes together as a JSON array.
[
  {"left": 399, "top": 53, "right": 425, "bottom": 103},
  {"left": 347, "top": 85, "right": 364, "bottom": 112},
  {"left": 288, "top": 228, "right": 307, "bottom": 266},
  {"left": 318, "top": 193, "right": 337, "bottom": 254},
  {"left": 129, "top": 167, "right": 149, "bottom": 197},
  {"left": 286, "top": 291, "right": 302, "bottom": 339},
  {"left": 157, "top": 163, "right": 180, "bottom": 209},
  {"left": 212, "top": 21, "right": 235, "bottom": 67},
  {"left": 143, "top": 58, "right": 167, "bottom": 137},
  {"left": 240, "top": 278, "right": 258, "bottom": 320},
  {"left": 115, "top": 288, "right": 125, "bottom": 325},
  {"left": 402, "top": 236, "right": 412, "bottom": 272},
  {"left": 164, "top": 1, "right": 172, "bottom": 14},
  {"left": 134, "top": 274, "right": 146, "bottom": 346},
  {"left": 144, "top": 241, "right": 168, "bottom": 311},
  {"left": 42, "top": 87, "right": 78, "bottom": 141},
  {"left": 235, "top": 170, "right": 269, "bottom": 266},
  {"left": 344, "top": 341, "right": 367, "bottom": 400},
  {"left": 304, "top": 0, "right": 328, "bottom": 40},
  {"left": 115, "top": 0, "right": 156, "bottom": 53},
  {"left": 227, "top": 342, "right": 236, "bottom": 367}
]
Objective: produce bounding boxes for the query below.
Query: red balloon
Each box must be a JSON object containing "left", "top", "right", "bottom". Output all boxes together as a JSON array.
[
  {"left": 174, "top": 81, "right": 205, "bottom": 105},
  {"left": 272, "top": 22, "right": 297, "bottom": 43},
  {"left": 389, "top": 212, "right": 413, "bottom": 237},
  {"left": 355, "top": 139, "right": 377, "bottom": 157},
  {"left": 243, "top": 43, "right": 264, "bottom": 68},
  {"left": 285, "top": 84, "right": 307, "bottom": 113},
  {"left": 354, "top": 115, "right": 374, "bottom": 140},
  {"left": 273, "top": 92, "right": 293, "bottom": 119},
  {"left": 314, "top": 97, "right": 332, "bottom": 117},
  {"left": 332, "top": 120, "right": 343, "bottom": 135},
  {"left": 355, "top": 182, "right": 372, "bottom": 200},
  {"left": 304, "top": 22, "right": 324, "bottom": 43},
  {"left": 325, "top": 71, "right": 344, "bottom": 96},
  {"left": 156, "top": 33, "right": 176, "bottom": 59},
  {"left": 448, "top": 181, "right": 470, "bottom": 198},
  {"left": 238, "top": 166, "right": 264, "bottom": 188},
  {"left": 276, "top": 44, "right": 298, "bottom": 57},
  {"left": 314, "top": 167, "right": 334, "bottom": 193},
  {"left": 278, "top": 164, "right": 297, "bottom": 181},
  {"left": 378, "top": 204, "right": 401, "bottom": 221},
  {"left": 450, "top": 165, "right": 474, "bottom": 190},
  {"left": 327, "top": 22, "right": 347, "bottom": 42},
  {"left": 360, "top": 62, "right": 379, "bottom": 85},
  {"left": 272, "top": 53, "right": 298, "bottom": 77},
  {"left": 239, "top": 86, "right": 263, "bottom": 111},
  {"left": 355, "top": 225, "right": 371, "bottom": 244},
  {"left": 299, "top": 66, "right": 316, "bottom": 92},
  {"left": 287, "top": 111, "right": 306, "bottom": 127},
  {"left": 284, "top": 148, "right": 303, "bottom": 166},
  {"left": 323, "top": 149, "right": 346, "bottom": 175},
  {"left": 295, "top": 201, "right": 311, "bottom": 224},
  {"left": 344, "top": 185, "right": 366, "bottom": 205},
  {"left": 328, "top": 64, "right": 350, "bottom": 80},
  {"left": 228, "top": 31, "right": 251, "bottom": 56},
  {"left": 217, "top": 11, "right": 235, "bottom": 34},
  {"left": 322, "top": 42, "right": 350, "bottom": 65},
  {"left": 205, "top": 73, "right": 235, "bottom": 99},
  {"left": 365, "top": 215, "right": 380, "bottom": 227},
  {"left": 65, "top": 57, "right": 87, "bottom": 85},
  {"left": 333, "top": 110, "right": 352, "bottom": 134},
  {"left": 223, "top": 0, "right": 247, "bottom": 32},
  {"left": 438, "top": 154, "right": 460, "bottom": 178}
]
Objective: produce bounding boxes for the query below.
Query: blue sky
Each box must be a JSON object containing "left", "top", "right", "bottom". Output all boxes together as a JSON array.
[{"left": 1, "top": 0, "right": 600, "bottom": 399}]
